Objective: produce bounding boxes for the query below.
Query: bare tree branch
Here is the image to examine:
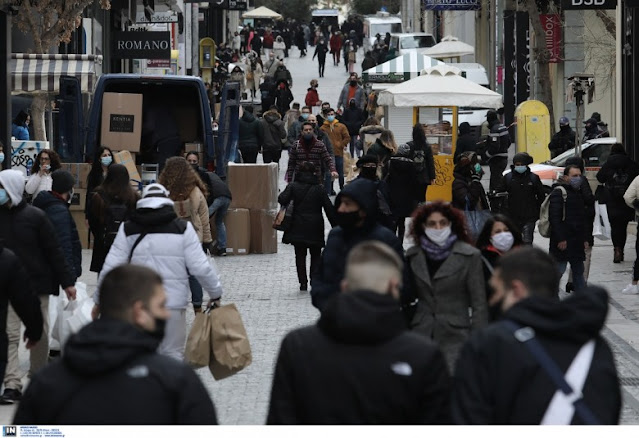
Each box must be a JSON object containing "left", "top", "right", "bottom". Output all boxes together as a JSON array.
[{"left": 595, "top": 10, "right": 616, "bottom": 38}]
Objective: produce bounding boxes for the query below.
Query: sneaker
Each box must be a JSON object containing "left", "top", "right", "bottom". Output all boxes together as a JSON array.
[
  {"left": 0, "top": 389, "right": 22, "bottom": 405},
  {"left": 300, "top": 283, "right": 308, "bottom": 291},
  {"left": 217, "top": 248, "right": 227, "bottom": 257},
  {"left": 622, "top": 284, "right": 639, "bottom": 295},
  {"left": 565, "top": 282, "right": 573, "bottom": 293}
]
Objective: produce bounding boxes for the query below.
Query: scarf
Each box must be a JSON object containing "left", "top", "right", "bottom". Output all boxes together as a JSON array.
[{"left": 420, "top": 234, "right": 458, "bottom": 261}]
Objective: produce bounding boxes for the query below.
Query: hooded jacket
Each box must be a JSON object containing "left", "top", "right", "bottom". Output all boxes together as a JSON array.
[
  {"left": 238, "top": 111, "right": 263, "bottom": 149},
  {"left": 14, "top": 318, "right": 218, "bottom": 425},
  {"left": 596, "top": 151, "right": 639, "bottom": 219},
  {"left": 359, "top": 124, "right": 384, "bottom": 155},
  {"left": 33, "top": 191, "right": 82, "bottom": 279},
  {"left": 549, "top": 182, "right": 587, "bottom": 262},
  {"left": 310, "top": 179, "right": 407, "bottom": 310},
  {"left": 452, "top": 286, "right": 621, "bottom": 424},
  {"left": 94, "top": 197, "right": 223, "bottom": 310},
  {"left": 260, "top": 110, "right": 288, "bottom": 152},
  {"left": 267, "top": 290, "right": 451, "bottom": 425},
  {"left": 0, "top": 170, "right": 75, "bottom": 296},
  {"left": 548, "top": 125, "right": 576, "bottom": 157},
  {"left": 305, "top": 87, "right": 320, "bottom": 107}
]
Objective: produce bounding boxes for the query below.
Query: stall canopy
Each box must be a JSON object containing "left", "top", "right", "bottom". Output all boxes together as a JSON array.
[
  {"left": 421, "top": 35, "right": 475, "bottom": 59},
  {"left": 377, "top": 65, "right": 502, "bottom": 108},
  {"left": 242, "top": 6, "right": 283, "bottom": 20},
  {"left": 362, "top": 52, "right": 444, "bottom": 83},
  {"left": 11, "top": 53, "right": 103, "bottom": 94}
]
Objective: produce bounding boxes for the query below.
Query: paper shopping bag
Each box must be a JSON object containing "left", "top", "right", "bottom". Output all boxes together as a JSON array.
[
  {"left": 208, "top": 303, "right": 252, "bottom": 380},
  {"left": 593, "top": 201, "right": 611, "bottom": 241},
  {"left": 185, "top": 312, "right": 212, "bottom": 368}
]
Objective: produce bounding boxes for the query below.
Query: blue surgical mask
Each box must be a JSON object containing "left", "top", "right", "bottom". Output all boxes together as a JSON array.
[
  {"left": 514, "top": 165, "right": 527, "bottom": 174},
  {"left": 0, "top": 189, "right": 9, "bottom": 206},
  {"left": 474, "top": 163, "right": 481, "bottom": 174},
  {"left": 101, "top": 156, "right": 113, "bottom": 166},
  {"left": 301, "top": 113, "right": 309, "bottom": 120},
  {"left": 0, "top": 153, "right": 4, "bottom": 163},
  {"left": 570, "top": 176, "right": 582, "bottom": 189},
  {"left": 327, "top": 115, "right": 336, "bottom": 122}
]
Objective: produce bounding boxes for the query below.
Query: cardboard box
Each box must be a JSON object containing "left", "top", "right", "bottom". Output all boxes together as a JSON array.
[
  {"left": 249, "top": 209, "right": 278, "bottom": 254},
  {"left": 101, "top": 92, "right": 143, "bottom": 152},
  {"left": 69, "top": 188, "right": 87, "bottom": 212},
  {"left": 224, "top": 208, "right": 251, "bottom": 255},
  {"left": 71, "top": 211, "right": 91, "bottom": 249},
  {"left": 113, "top": 150, "right": 142, "bottom": 184},
  {"left": 228, "top": 163, "right": 278, "bottom": 211},
  {"left": 61, "top": 163, "right": 92, "bottom": 189}
]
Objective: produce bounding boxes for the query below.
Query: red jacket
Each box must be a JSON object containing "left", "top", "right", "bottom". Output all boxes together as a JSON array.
[
  {"left": 329, "top": 35, "right": 342, "bottom": 52},
  {"left": 305, "top": 88, "right": 320, "bottom": 107},
  {"left": 263, "top": 33, "right": 274, "bottom": 48}
]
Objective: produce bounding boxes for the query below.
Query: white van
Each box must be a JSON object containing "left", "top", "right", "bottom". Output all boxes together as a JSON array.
[
  {"left": 363, "top": 13, "right": 402, "bottom": 52},
  {"left": 388, "top": 33, "right": 436, "bottom": 56}
]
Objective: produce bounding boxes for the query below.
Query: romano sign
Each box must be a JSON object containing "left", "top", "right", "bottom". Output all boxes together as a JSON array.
[{"left": 113, "top": 31, "right": 171, "bottom": 59}]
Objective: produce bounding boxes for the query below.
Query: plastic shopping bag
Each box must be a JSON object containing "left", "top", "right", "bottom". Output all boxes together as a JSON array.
[
  {"left": 593, "top": 201, "right": 612, "bottom": 241},
  {"left": 51, "top": 282, "right": 93, "bottom": 349}
]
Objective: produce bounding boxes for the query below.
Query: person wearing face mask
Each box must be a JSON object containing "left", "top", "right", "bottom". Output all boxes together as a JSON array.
[
  {"left": 341, "top": 98, "right": 366, "bottom": 159},
  {"left": 310, "top": 178, "right": 407, "bottom": 311},
  {"left": 288, "top": 106, "right": 312, "bottom": 146},
  {"left": 452, "top": 152, "right": 489, "bottom": 228},
  {"left": 86, "top": 146, "right": 114, "bottom": 224},
  {"left": 452, "top": 247, "right": 621, "bottom": 425},
  {"left": 92, "top": 183, "right": 224, "bottom": 361},
  {"left": 548, "top": 116, "right": 576, "bottom": 158},
  {"left": 15, "top": 264, "right": 219, "bottom": 425},
  {"left": 321, "top": 108, "right": 351, "bottom": 192},
  {"left": 548, "top": 165, "right": 588, "bottom": 293},
  {"left": 474, "top": 215, "right": 523, "bottom": 315},
  {"left": 496, "top": 152, "right": 546, "bottom": 244},
  {"left": 337, "top": 73, "right": 366, "bottom": 111},
  {"left": 312, "top": 38, "right": 329, "bottom": 77},
  {"left": 329, "top": 31, "right": 342, "bottom": 66},
  {"left": 25, "top": 150, "right": 62, "bottom": 200},
  {"left": 386, "top": 144, "right": 420, "bottom": 244},
  {"left": 355, "top": 155, "right": 394, "bottom": 231},
  {"left": 306, "top": 114, "right": 336, "bottom": 195},
  {"left": 305, "top": 80, "right": 321, "bottom": 108},
  {"left": 405, "top": 202, "right": 488, "bottom": 372},
  {"left": 286, "top": 121, "right": 337, "bottom": 184},
  {"left": 274, "top": 80, "right": 294, "bottom": 119}
]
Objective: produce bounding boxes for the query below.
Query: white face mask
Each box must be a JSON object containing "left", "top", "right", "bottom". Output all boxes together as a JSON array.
[
  {"left": 490, "top": 231, "right": 514, "bottom": 252},
  {"left": 424, "top": 226, "right": 452, "bottom": 246}
]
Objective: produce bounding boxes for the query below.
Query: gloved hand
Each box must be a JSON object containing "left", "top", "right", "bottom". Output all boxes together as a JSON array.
[{"left": 202, "top": 242, "right": 213, "bottom": 255}]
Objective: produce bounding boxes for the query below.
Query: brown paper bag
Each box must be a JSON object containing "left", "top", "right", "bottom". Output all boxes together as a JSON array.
[
  {"left": 185, "top": 312, "right": 212, "bottom": 368},
  {"left": 208, "top": 303, "right": 252, "bottom": 380}
]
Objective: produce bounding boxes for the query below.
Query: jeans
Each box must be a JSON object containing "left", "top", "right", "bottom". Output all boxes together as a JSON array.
[
  {"left": 520, "top": 221, "right": 536, "bottom": 245},
  {"left": 262, "top": 149, "right": 281, "bottom": 165},
  {"left": 209, "top": 196, "right": 231, "bottom": 249},
  {"left": 334, "top": 155, "right": 344, "bottom": 190},
  {"left": 189, "top": 275, "right": 203, "bottom": 308},
  {"left": 609, "top": 214, "right": 631, "bottom": 249},
  {"left": 557, "top": 259, "right": 586, "bottom": 292},
  {"left": 570, "top": 246, "right": 593, "bottom": 283},
  {"left": 349, "top": 135, "right": 361, "bottom": 158},
  {"left": 294, "top": 244, "right": 322, "bottom": 285}
]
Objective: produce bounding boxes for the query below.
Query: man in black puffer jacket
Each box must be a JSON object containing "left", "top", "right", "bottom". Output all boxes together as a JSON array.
[
  {"left": 453, "top": 247, "right": 621, "bottom": 425},
  {"left": 14, "top": 264, "right": 218, "bottom": 425},
  {"left": 33, "top": 170, "right": 82, "bottom": 280},
  {"left": 238, "top": 105, "right": 264, "bottom": 163},
  {"left": 269, "top": 242, "right": 450, "bottom": 424},
  {"left": 310, "top": 178, "right": 408, "bottom": 311},
  {"left": 482, "top": 110, "right": 511, "bottom": 192},
  {"left": 260, "top": 107, "right": 288, "bottom": 165},
  {"left": 0, "top": 169, "right": 76, "bottom": 404}
]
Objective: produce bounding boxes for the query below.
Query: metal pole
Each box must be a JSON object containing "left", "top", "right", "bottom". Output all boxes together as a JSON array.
[
  {"left": 1, "top": 10, "right": 11, "bottom": 169},
  {"left": 192, "top": 3, "right": 199, "bottom": 78},
  {"left": 575, "top": 98, "right": 582, "bottom": 156}
]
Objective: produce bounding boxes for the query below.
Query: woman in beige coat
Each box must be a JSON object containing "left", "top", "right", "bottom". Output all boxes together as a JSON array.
[
  {"left": 405, "top": 202, "right": 488, "bottom": 371},
  {"left": 246, "top": 55, "right": 263, "bottom": 100},
  {"left": 358, "top": 117, "right": 385, "bottom": 155},
  {"left": 159, "top": 157, "right": 212, "bottom": 313}
]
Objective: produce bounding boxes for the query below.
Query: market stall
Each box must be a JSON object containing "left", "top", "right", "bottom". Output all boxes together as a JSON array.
[
  {"left": 421, "top": 35, "right": 475, "bottom": 62},
  {"left": 377, "top": 65, "right": 502, "bottom": 201},
  {"left": 361, "top": 52, "right": 444, "bottom": 85}
]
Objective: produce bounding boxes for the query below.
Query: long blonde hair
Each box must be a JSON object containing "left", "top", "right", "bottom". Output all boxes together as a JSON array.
[
  {"left": 158, "top": 157, "right": 208, "bottom": 201},
  {"left": 379, "top": 130, "right": 398, "bottom": 154}
]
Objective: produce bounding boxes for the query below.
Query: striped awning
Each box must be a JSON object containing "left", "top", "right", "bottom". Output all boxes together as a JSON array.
[
  {"left": 362, "top": 52, "right": 444, "bottom": 83},
  {"left": 11, "top": 53, "right": 103, "bottom": 94}
]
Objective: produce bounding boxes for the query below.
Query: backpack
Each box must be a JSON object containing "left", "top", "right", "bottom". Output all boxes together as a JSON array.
[
  {"left": 606, "top": 170, "right": 630, "bottom": 199},
  {"left": 538, "top": 186, "right": 567, "bottom": 238},
  {"left": 413, "top": 149, "right": 429, "bottom": 185},
  {"left": 376, "top": 184, "right": 396, "bottom": 230},
  {"left": 101, "top": 194, "right": 130, "bottom": 253}
]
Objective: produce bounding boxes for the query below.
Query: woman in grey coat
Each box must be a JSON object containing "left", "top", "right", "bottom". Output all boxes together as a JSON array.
[{"left": 405, "top": 202, "right": 488, "bottom": 371}]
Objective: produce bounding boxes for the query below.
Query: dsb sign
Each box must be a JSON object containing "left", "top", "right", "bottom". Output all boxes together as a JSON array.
[{"left": 561, "top": 0, "right": 616, "bottom": 9}]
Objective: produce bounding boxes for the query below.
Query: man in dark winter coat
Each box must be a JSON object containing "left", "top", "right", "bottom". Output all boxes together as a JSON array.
[
  {"left": 310, "top": 178, "right": 408, "bottom": 310},
  {"left": 496, "top": 152, "right": 546, "bottom": 244},
  {"left": 238, "top": 106, "right": 264, "bottom": 163},
  {"left": 584, "top": 117, "right": 608, "bottom": 140},
  {"left": 548, "top": 116, "right": 576, "bottom": 158},
  {"left": 260, "top": 76, "right": 277, "bottom": 114},
  {"left": 286, "top": 121, "right": 337, "bottom": 183},
  {"left": 269, "top": 241, "right": 451, "bottom": 425},
  {"left": 482, "top": 110, "right": 511, "bottom": 192},
  {"left": 14, "top": 264, "right": 218, "bottom": 425},
  {"left": 260, "top": 107, "right": 288, "bottom": 165},
  {"left": 307, "top": 114, "right": 336, "bottom": 195},
  {"left": 273, "top": 63, "right": 293, "bottom": 88},
  {"left": 274, "top": 81, "right": 294, "bottom": 119},
  {"left": 356, "top": 154, "right": 395, "bottom": 231},
  {"left": 453, "top": 247, "right": 621, "bottom": 425},
  {"left": 0, "top": 244, "right": 43, "bottom": 382},
  {"left": 0, "top": 169, "right": 76, "bottom": 404},
  {"left": 33, "top": 170, "right": 82, "bottom": 280},
  {"left": 341, "top": 99, "right": 365, "bottom": 158},
  {"left": 454, "top": 122, "right": 477, "bottom": 162},
  {"left": 596, "top": 143, "right": 639, "bottom": 263},
  {"left": 288, "top": 106, "right": 311, "bottom": 146}
]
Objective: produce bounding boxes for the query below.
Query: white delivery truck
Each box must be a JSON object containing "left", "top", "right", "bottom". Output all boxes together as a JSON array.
[{"left": 363, "top": 12, "right": 403, "bottom": 52}]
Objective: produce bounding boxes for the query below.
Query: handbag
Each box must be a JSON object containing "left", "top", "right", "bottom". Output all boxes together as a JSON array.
[
  {"left": 592, "top": 201, "right": 611, "bottom": 241},
  {"left": 464, "top": 195, "right": 491, "bottom": 241}
]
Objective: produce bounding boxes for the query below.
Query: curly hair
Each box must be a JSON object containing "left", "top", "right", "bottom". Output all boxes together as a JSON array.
[
  {"left": 31, "top": 149, "right": 61, "bottom": 175},
  {"left": 158, "top": 157, "right": 208, "bottom": 201},
  {"left": 409, "top": 202, "right": 471, "bottom": 244},
  {"left": 475, "top": 214, "right": 523, "bottom": 250}
]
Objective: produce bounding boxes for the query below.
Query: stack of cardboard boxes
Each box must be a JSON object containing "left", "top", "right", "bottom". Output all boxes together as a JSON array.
[{"left": 212, "top": 163, "right": 279, "bottom": 255}]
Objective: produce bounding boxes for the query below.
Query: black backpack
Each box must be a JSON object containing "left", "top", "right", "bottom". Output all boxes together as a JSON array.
[
  {"left": 607, "top": 170, "right": 630, "bottom": 199},
  {"left": 101, "top": 194, "right": 130, "bottom": 253}
]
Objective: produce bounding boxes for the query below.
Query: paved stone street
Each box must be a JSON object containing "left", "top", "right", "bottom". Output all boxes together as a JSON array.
[{"left": 2, "top": 46, "right": 639, "bottom": 425}]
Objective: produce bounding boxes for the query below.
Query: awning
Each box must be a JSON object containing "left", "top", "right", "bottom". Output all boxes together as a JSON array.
[
  {"left": 362, "top": 52, "right": 444, "bottom": 83},
  {"left": 11, "top": 53, "right": 103, "bottom": 94}
]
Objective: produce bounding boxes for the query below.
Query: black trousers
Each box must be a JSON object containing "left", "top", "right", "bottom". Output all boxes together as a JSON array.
[
  {"left": 318, "top": 57, "right": 326, "bottom": 76},
  {"left": 240, "top": 147, "right": 259, "bottom": 163},
  {"left": 610, "top": 214, "right": 631, "bottom": 249},
  {"left": 394, "top": 216, "right": 407, "bottom": 245},
  {"left": 294, "top": 244, "right": 322, "bottom": 285},
  {"left": 262, "top": 149, "right": 281, "bottom": 165},
  {"left": 488, "top": 157, "right": 508, "bottom": 192}
]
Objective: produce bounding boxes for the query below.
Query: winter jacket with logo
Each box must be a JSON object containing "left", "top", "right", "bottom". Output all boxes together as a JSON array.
[{"left": 14, "top": 318, "right": 218, "bottom": 425}]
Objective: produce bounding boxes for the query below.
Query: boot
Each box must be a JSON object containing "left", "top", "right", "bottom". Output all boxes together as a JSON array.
[{"left": 614, "top": 247, "right": 623, "bottom": 263}]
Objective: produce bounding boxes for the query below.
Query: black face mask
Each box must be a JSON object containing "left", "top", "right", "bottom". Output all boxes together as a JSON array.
[
  {"left": 145, "top": 315, "right": 167, "bottom": 342},
  {"left": 488, "top": 298, "right": 504, "bottom": 322},
  {"left": 360, "top": 167, "right": 377, "bottom": 179},
  {"left": 303, "top": 133, "right": 314, "bottom": 142},
  {"left": 190, "top": 164, "right": 199, "bottom": 172},
  {"left": 349, "top": 102, "right": 356, "bottom": 109},
  {"left": 350, "top": 80, "right": 357, "bottom": 86},
  {"left": 337, "top": 210, "right": 361, "bottom": 229}
]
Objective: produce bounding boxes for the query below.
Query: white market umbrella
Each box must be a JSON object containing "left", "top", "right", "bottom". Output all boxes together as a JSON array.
[
  {"left": 377, "top": 65, "right": 502, "bottom": 108},
  {"left": 421, "top": 35, "right": 475, "bottom": 59},
  {"left": 362, "top": 52, "right": 444, "bottom": 83},
  {"left": 242, "top": 6, "right": 283, "bottom": 20}
]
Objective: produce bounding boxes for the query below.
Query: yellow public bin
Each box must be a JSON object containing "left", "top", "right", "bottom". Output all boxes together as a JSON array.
[
  {"left": 514, "top": 100, "right": 551, "bottom": 164},
  {"left": 412, "top": 106, "right": 458, "bottom": 202}
]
